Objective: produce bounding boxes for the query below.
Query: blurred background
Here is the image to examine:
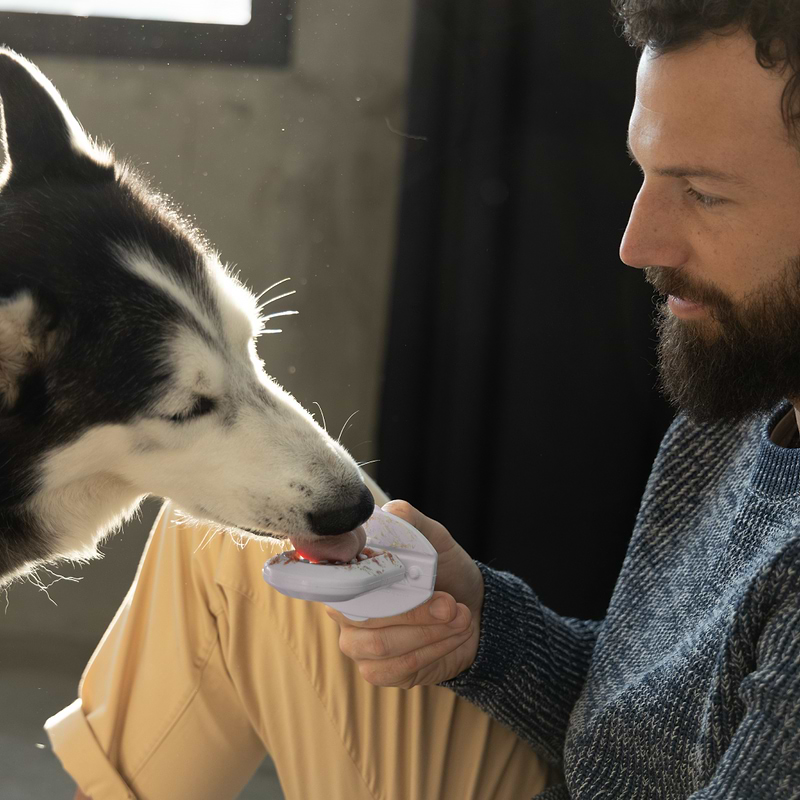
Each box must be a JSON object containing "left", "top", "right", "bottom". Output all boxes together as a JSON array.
[{"left": 0, "top": 0, "right": 673, "bottom": 797}]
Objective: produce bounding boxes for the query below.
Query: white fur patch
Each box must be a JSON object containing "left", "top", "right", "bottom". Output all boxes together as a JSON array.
[
  {"left": 34, "top": 424, "right": 145, "bottom": 560},
  {"left": 207, "top": 258, "right": 262, "bottom": 343},
  {"left": 157, "top": 329, "right": 226, "bottom": 417},
  {"left": 117, "top": 245, "right": 220, "bottom": 343}
]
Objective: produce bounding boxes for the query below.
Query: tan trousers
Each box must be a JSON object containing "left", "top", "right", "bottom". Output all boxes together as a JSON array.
[{"left": 46, "top": 496, "right": 549, "bottom": 800}]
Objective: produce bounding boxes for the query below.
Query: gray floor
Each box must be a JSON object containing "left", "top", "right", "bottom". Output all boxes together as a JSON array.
[{"left": 0, "top": 501, "right": 284, "bottom": 799}]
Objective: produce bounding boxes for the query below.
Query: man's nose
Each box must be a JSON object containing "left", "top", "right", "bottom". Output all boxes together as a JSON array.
[{"left": 619, "top": 185, "right": 689, "bottom": 270}]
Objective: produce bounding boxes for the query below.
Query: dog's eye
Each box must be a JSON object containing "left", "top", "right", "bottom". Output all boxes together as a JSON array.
[{"left": 165, "top": 396, "right": 216, "bottom": 423}]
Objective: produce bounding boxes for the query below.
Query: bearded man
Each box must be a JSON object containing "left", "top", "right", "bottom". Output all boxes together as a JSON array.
[{"left": 327, "top": 4, "right": 800, "bottom": 797}]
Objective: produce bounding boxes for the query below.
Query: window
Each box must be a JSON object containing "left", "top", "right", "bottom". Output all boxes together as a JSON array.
[
  {"left": 0, "top": 1, "right": 252, "bottom": 25},
  {"left": 0, "top": 0, "right": 291, "bottom": 64}
]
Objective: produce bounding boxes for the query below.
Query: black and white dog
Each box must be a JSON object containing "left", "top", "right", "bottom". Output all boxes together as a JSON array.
[{"left": 0, "top": 48, "right": 374, "bottom": 587}]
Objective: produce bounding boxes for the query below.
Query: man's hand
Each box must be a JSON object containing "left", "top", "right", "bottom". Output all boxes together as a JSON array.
[{"left": 325, "top": 500, "right": 484, "bottom": 689}]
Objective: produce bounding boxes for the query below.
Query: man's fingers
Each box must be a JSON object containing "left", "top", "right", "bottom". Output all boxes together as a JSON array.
[
  {"left": 357, "top": 625, "right": 475, "bottom": 687},
  {"left": 326, "top": 591, "right": 459, "bottom": 628},
  {"left": 337, "top": 604, "right": 472, "bottom": 661}
]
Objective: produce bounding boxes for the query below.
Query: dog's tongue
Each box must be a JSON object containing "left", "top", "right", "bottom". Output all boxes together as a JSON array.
[{"left": 289, "top": 525, "right": 367, "bottom": 563}]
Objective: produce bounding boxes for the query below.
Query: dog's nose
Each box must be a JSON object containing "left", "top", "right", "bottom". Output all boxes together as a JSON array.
[{"left": 307, "top": 484, "right": 374, "bottom": 536}]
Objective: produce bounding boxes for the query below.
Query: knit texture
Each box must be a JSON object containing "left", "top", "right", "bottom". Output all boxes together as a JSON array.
[{"left": 441, "top": 402, "right": 800, "bottom": 798}]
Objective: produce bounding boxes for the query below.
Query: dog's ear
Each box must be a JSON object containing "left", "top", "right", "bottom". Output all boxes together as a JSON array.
[
  {"left": 0, "top": 291, "right": 57, "bottom": 413},
  {"left": 0, "top": 47, "right": 114, "bottom": 191}
]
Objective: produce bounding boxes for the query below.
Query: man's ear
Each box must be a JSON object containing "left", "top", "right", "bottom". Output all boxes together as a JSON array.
[
  {"left": 0, "top": 291, "right": 57, "bottom": 412},
  {"left": 0, "top": 47, "right": 114, "bottom": 191}
]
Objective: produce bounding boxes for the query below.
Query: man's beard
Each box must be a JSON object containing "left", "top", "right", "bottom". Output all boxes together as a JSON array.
[{"left": 645, "top": 256, "right": 800, "bottom": 424}]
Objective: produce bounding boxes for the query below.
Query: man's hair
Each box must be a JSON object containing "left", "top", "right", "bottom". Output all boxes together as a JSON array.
[{"left": 613, "top": 0, "right": 800, "bottom": 140}]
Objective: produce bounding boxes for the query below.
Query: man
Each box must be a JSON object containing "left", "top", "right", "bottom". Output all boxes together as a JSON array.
[
  {"left": 326, "top": 3, "right": 800, "bottom": 798},
  {"left": 56, "top": 3, "right": 800, "bottom": 798}
]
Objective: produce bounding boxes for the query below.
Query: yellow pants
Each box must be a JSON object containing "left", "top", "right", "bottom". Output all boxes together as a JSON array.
[{"left": 46, "top": 495, "right": 549, "bottom": 799}]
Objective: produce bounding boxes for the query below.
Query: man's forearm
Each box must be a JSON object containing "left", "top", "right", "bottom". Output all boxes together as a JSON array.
[{"left": 74, "top": 788, "right": 90, "bottom": 800}]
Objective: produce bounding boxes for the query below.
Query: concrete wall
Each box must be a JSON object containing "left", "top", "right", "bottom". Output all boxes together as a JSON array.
[{"left": 0, "top": 0, "right": 414, "bottom": 645}]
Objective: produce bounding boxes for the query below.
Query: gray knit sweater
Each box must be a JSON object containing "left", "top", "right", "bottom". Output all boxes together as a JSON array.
[{"left": 441, "top": 403, "right": 800, "bottom": 799}]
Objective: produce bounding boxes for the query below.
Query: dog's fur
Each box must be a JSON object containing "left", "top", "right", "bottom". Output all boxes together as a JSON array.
[{"left": 0, "top": 48, "right": 374, "bottom": 586}]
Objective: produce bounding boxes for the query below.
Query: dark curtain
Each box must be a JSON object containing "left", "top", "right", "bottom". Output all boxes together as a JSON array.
[{"left": 376, "top": 0, "right": 675, "bottom": 620}]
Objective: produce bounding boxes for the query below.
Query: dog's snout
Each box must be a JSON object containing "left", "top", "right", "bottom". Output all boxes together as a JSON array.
[{"left": 307, "top": 484, "right": 374, "bottom": 535}]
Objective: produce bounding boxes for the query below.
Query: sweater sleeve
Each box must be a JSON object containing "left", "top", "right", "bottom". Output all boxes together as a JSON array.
[
  {"left": 439, "top": 562, "right": 601, "bottom": 767},
  {"left": 686, "top": 589, "right": 800, "bottom": 799}
]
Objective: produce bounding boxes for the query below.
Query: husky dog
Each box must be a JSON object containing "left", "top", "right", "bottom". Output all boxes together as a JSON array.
[{"left": 0, "top": 48, "right": 375, "bottom": 587}]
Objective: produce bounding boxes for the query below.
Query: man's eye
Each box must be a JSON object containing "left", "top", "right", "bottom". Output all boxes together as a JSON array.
[
  {"left": 165, "top": 396, "right": 216, "bottom": 423},
  {"left": 685, "top": 186, "right": 725, "bottom": 208}
]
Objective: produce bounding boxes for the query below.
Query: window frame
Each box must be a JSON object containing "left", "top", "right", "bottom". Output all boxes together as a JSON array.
[{"left": 0, "top": 0, "right": 292, "bottom": 65}]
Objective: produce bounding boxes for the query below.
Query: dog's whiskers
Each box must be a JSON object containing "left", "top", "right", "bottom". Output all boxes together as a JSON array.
[
  {"left": 254, "top": 308, "right": 299, "bottom": 338},
  {"left": 257, "top": 289, "right": 296, "bottom": 311},
  {"left": 357, "top": 459, "right": 381, "bottom": 469},
  {"left": 261, "top": 310, "right": 299, "bottom": 322},
  {"left": 228, "top": 529, "right": 250, "bottom": 550},
  {"left": 254, "top": 277, "right": 292, "bottom": 303},
  {"left": 313, "top": 401, "right": 328, "bottom": 433},
  {"left": 254, "top": 290, "right": 298, "bottom": 335},
  {"left": 194, "top": 526, "right": 216, "bottom": 554},
  {"left": 338, "top": 410, "right": 360, "bottom": 443}
]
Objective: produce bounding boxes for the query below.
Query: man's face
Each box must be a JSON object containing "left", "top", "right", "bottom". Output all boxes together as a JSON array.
[{"left": 620, "top": 31, "right": 800, "bottom": 423}]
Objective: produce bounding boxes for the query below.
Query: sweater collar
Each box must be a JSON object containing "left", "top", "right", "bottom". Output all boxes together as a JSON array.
[{"left": 751, "top": 401, "right": 800, "bottom": 499}]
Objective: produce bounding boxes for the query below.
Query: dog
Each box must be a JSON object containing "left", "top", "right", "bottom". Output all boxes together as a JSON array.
[{"left": 0, "top": 48, "right": 375, "bottom": 587}]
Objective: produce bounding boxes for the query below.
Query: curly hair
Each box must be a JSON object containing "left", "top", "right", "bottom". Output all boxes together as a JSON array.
[{"left": 612, "top": 0, "right": 800, "bottom": 139}]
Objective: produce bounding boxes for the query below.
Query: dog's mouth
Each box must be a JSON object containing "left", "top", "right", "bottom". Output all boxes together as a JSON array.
[{"left": 239, "top": 525, "right": 367, "bottom": 563}]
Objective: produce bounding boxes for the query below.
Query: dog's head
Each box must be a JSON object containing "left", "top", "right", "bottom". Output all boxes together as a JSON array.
[{"left": 0, "top": 48, "right": 374, "bottom": 584}]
